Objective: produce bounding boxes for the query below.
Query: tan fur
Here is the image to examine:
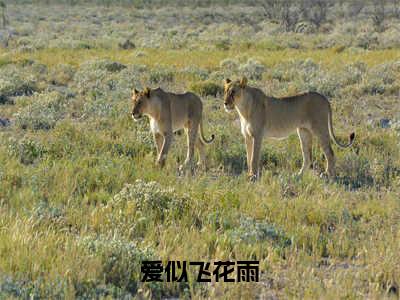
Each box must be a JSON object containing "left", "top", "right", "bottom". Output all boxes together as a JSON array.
[
  {"left": 131, "top": 87, "right": 215, "bottom": 171},
  {"left": 223, "top": 78, "right": 355, "bottom": 180}
]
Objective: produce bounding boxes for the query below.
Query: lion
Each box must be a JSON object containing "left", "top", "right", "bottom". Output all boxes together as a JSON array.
[
  {"left": 223, "top": 77, "right": 355, "bottom": 180},
  {"left": 131, "top": 87, "right": 215, "bottom": 172}
]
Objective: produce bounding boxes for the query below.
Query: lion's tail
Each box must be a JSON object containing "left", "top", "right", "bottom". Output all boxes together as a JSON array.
[
  {"left": 199, "top": 118, "right": 215, "bottom": 144},
  {"left": 328, "top": 108, "right": 355, "bottom": 148}
]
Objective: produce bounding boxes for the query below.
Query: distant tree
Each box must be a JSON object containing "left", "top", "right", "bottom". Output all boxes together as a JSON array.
[
  {"left": 67, "top": 0, "right": 78, "bottom": 5},
  {"left": 259, "top": 0, "right": 304, "bottom": 32},
  {"left": 0, "top": 1, "right": 8, "bottom": 29},
  {"left": 99, "top": 0, "right": 112, "bottom": 7},
  {"left": 392, "top": 0, "right": 400, "bottom": 18},
  {"left": 301, "top": 0, "right": 334, "bottom": 29},
  {"left": 259, "top": 0, "right": 281, "bottom": 20},
  {"left": 371, "top": 0, "right": 386, "bottom": 32},
  {"left": 335, "top": 0, "right": 347, "bottom": 19},
  {"left": 280, "top": 0, "right": 302, "bottom": 32},
  {"left": 347, "top": 0, "right": 365, "bottom": 18}
]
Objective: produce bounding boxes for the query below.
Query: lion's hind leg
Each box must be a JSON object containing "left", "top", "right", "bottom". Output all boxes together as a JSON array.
[
  {"left": 297, "top": 128, "right": 313, "bottom": 176},
  {"left": 153, "top": 132, "right": 163, "bottom": 158},
  {"left": 315, "top": 130, "right": 336, "bottom": 179},
  {"left": 196, "top": 137, "right": 206, "bottom": 170},
  {"left": 179, "top": 121, "right": 199, "bottom": 175}
]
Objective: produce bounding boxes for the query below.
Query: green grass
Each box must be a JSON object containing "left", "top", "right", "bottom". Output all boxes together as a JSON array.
[
  {"left": 0, "top": 3, "right": 400, "bottom": 299},
  {"left": 3, "top": 47, "right": 399, "bottom": 70}
]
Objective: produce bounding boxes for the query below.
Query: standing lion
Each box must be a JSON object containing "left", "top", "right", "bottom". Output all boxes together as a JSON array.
[
  {"left": 131, "top": 87, "right": 215, "bottom": 172},
  {"left": 223, "top": 77, "right": 355, "bottom": 180}
]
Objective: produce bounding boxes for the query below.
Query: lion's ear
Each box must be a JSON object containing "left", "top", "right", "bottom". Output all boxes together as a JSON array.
[
  {"left": 239, "top": 77, "right": 248, "bottom": 88},
  {"left": 224, "top": 78, "right": 232, "bottom": 85},
  {"left": 144, "top": 87, "right": 151, "bottom": 97},
  {"left": 133, "top": 88, "right": 139, "bottom": 95}
]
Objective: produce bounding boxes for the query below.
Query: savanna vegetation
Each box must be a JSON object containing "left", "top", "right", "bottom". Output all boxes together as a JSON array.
[{"left": 0, "top": 0, "right": 399, "bottom": 298}]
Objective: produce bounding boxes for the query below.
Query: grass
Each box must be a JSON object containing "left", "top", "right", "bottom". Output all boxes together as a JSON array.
[
  {"left": 0, "top": 2, "right": 399, "bottom": 299},
  {"left": 3, "top": 47, "right": 399, "bottom": 70}
]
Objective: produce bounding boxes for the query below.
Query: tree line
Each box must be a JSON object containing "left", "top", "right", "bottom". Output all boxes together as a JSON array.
[{"left": 1, "top": 0, "right": 399, "bottom": 32}]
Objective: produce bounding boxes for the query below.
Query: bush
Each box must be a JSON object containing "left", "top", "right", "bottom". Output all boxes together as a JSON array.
[
  {"left": 118, "top": 39, "right": 135, "bottom": 50},
  {"left": 358, "top": 62, "right": 399, "bottom": 95},
  {"left": 83, "top": 97, "right": 114, "bottom": 118},
  {"left": 7, "top": 137, "right": 47, "bottom": 165},
  {"left": 296, "top": 73, "right": 340, "bottom": 98},
  {"left": 189, "top": 81, "right": 223, "bottom": 97},
  {"left": 0, "top": 65, "right": 37, "bottom": 104},
  {"left": 179, "top": 66, "right": 209, "bottom": 81},
  {"left": 72, "top": 60, "right": 127, "bottom": 96},
  {"left": 79, "top": 235, "right": 154, "bottom": 294},
  {"left": 355, "top": 32, "right": 379, "bottom": 49},
  {"left": 219, "top": 58, "right": 239, "bottom": 78},
  {"left": 148, "top": 67, "right": 174, "bottom": 84},
  {"left": 238, "top": 58, "right": 266, "bottom": 80},
  {"left": 13, "top": 91, "right": 68, "bottom": 130},
  {"left": 338, "top": 152, "right": 374, "bottom": 189},
  {"left": 0, "top": 276, "right": 67, "bottom": 299},
  {"left": 49, "top": 64, "right": 76, "bottom": 86},
  {"left": 271, "top": 59, "right": 340, "bottom": 97},
  {"left": 31, "top": 200, "right": 65, "bottom": 226},
  {"left": 96, "top": 180, "right": 191, "bottom": 240},
  {"left": 110, "top": 179, "right": 189, "bottom": 220},
  {"left": 225, "top": 215, "right": 291, "bottom": 247},
  {"left": 341, "top": 62, "right": 367, "bottom": 85},
  {"left": 368, "top": 62, "right": 397, "bottom": 85},
  {"left": 295, "top": 21, "right": 317, "bottom": 34},
  {"left": 82, "top": 60, "right": 127, "bottom": 73},
  {"left": 219, "top": 58, "right": 239, "bottom": 71},
  {"left": 215, "top": 39, "right": 231, "bottom": 51}
]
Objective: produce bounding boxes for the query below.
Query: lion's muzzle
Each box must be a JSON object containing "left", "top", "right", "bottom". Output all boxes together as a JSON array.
[
  {"left": 132, "top": 113, "right": 142, "bottom": 121},
  {"left": 224, "top": 103, "right": 234, "bottom": 112}
]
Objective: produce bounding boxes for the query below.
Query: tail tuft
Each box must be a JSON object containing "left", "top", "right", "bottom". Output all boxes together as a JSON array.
[
  {"left": 350, "top": 132, "right": 355, "bottom": 142},
  {"left": 199, "top": 120, "right": 215, "bottom": 144}
]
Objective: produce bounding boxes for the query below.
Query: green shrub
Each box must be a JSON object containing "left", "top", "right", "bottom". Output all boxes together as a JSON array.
[
  {"left": 79, "top": 235, "right": 154, "bottom": 294},
  {"left": 72, "top": 60, "right": 128, "bottom": 96},
  {"left": 225, "top": 215, "right": 291, "bottom": 247},
  {"left": 0, "top": 275, "right": 67, "bottom": 299},
  {"left": 355, "top": 33, "right": 379, "bottom": 49},
  {"left": 81, "top": 60, "right": 127, "bottom": 73},
  {"left": 238, "top": 58, "right": 266, "bottom": 81},
  {"left": 215, "top": 39, "right": 231, "bottom": 51},
  {"left": 148, "top": 68, "right": 174, "bottom": 84},
  {"left": 0, "top": 65, "right": 37, "bottom": 104},
  {"left": 358, "top": 62, "right": 399, "bottom": 96},
  {"left": 49, "top": 64, "right": 76, "bottom": 86},
  {"left": 7, "top": 137, "right": 47, "bottom": 165},
  {"left": 110, "top": 179, "right": 189, "bottom": 220},
  {"left": 13, "top": 91, "right": 68, "bottom": 130},
  {"left": 219, "top": 58, "right": 239, "bottom": 71},
  {"left": 341, "top": 62, "right": 367, "bottom": 85},
  {"left": 179, "top": 66, "right": 209, "bottom": 81},
  {"left": 272, "top": 59, "right": 340, "bottom": 97},
  {"left": 83, "top": 97, "right": 114, "bottom": 118},
  {"left": 189, "top": 81, "right": 223, "bottom": 97}
]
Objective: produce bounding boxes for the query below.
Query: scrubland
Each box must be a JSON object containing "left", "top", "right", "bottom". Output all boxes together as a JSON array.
[{"left": 0, "top": 2, "right": 399, "bottom": 299}]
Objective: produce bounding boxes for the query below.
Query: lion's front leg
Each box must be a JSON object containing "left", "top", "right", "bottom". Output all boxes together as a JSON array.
[
  {"left": 244, "top": 133, "right": 252, "bottom": 176},
  {"left": 157, "top": 132, "right": 172, "bottom": 168},
  {"left": 249, "top": 134, "right": 262, "bottom": 181}
]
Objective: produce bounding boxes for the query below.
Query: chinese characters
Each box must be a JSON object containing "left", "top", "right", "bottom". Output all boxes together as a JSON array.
[{"left": 141, "top": 260, "right": 259, "bottom": 283}]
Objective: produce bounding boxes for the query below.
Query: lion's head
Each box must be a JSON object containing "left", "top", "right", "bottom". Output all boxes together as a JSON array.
[
  {"left": 223, "top": 77, "right": 248, "bottom": 111},
  {"left": 131, "top": 87, "right": 152, "bottom": 120}
]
